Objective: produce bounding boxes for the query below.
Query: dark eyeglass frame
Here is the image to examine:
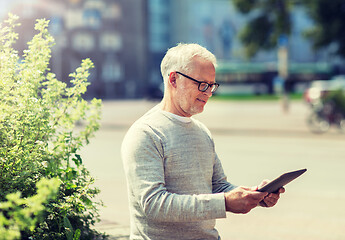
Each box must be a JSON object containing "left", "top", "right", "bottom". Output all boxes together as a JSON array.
[{"left": 175, "top": 71, "right": 220, "bottom": 93}]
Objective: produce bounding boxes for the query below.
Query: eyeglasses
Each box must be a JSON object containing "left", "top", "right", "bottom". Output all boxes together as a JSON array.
[{"left": 175, "top": 71, "right": 219, "bottom": 93}]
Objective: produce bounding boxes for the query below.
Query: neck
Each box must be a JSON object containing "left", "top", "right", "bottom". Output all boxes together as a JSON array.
[
  {"left": 160, "top": 95, "right": 191, "bottom": 117},
  {"left": 160, "top": 96, "right": 173, "bottom": 113}
]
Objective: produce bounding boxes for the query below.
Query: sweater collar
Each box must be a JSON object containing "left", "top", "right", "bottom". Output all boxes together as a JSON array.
[{"left": 161, "top": 110, "right": 192, "bottom": 123}]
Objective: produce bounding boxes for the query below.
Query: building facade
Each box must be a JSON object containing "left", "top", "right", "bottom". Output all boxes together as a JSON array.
[
  {"left": 3, "top": 0, "right": 148, "bottom": 99},
  {"left": 1, "top": 0, "right": 343, "bottom": 98}
]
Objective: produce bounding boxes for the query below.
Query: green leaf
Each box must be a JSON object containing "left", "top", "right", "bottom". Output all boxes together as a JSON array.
[
  {"left": 73, "top": 154, "right": 82, "bottom": 166},
  {"left": 73, "top": 229, "right": 81, "bottom": 240},
  {"left": 63, "top": 216, "right": 74, "bottom": 240}
]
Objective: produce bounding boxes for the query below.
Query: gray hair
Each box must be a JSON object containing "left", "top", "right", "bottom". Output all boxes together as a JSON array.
[{"left": 160, "top": 43, "right": 217, "bottom": 84}]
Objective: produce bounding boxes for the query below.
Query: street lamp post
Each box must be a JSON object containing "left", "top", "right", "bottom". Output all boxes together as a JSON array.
[{"left": 278, "top": 34, "right": 289, "bottom": 113}]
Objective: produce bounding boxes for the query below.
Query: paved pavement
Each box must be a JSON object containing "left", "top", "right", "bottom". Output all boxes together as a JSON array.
[{"left": 80, "top": 99, "right": 345, "bottom": 240}]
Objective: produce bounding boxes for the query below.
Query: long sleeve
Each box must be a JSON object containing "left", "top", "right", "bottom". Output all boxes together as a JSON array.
[{"left": 212, "top": 153, "right": 237, "bottom": 193}]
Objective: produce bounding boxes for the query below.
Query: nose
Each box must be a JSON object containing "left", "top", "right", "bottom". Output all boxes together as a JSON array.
[{"left": 203, "top": 86, "right": 213, "bottom": 97}]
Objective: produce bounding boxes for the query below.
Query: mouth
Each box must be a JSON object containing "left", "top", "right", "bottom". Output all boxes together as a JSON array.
[{"left": 197, "top": 98, "right": 207, "bottom": 103}]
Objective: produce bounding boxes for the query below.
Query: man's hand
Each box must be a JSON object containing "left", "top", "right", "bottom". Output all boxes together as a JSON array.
[
  {"left": 224, "top": 187, "right": 268, "bottom": 214},
  {"left": 256, "top": 179, "right": 285, "bottom": 208}
]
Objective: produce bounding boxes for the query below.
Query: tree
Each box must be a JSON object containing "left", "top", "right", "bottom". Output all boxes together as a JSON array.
[
  {"left": 233, "top": 0, "right": 345, "bottom": 59},
  {"left": 232, "top": 0, "right": 294, "bottom": 58},
  {"left": 302, "top": 0, "right": 345, "bottom": 58},
  {"left": 233, "top": 0, "right": 293, "bottom": 112}
]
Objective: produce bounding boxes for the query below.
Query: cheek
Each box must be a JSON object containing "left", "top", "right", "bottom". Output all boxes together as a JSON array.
[
  {"left": 183, "top": 91, "right": 198, "bottom": 103},
  {"left": 178, "top": 85, "right": 192, "bottom": 98},
  {"left": 177, "top": 83, "right": 200, "bottom": 104}
]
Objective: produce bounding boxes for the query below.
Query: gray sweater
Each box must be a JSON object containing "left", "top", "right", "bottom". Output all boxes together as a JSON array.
[{"left": 121, "top": 106, "right": 236, "bottom": 240}]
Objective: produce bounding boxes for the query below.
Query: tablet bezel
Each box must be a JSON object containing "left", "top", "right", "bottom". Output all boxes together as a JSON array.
[{"left": 257, "top": 169, "right": 307, "bottom": 193}]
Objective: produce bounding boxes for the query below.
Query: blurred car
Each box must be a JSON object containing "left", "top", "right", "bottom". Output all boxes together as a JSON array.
[{"left": 304, "top": 75, "right": 345, "bottom": 105}]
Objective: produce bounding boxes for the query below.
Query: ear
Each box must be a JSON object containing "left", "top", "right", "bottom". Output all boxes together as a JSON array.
[{"left": 168, "top": 72, "right": 177, "bottom": 88}]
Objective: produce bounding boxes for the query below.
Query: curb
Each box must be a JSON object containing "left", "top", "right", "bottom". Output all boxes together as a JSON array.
[{"left": 94, "top": 221, "right": 129, "bottom": 240}]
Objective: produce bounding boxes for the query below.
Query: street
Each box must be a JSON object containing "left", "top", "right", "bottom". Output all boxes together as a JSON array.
[{"left": 80, "top": 99, "right": 345, "bottom": 240}]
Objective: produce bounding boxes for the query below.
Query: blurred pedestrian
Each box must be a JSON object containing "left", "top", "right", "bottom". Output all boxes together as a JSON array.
[{"left": 121, "top": 43, "right": 284, "bottom": 240}]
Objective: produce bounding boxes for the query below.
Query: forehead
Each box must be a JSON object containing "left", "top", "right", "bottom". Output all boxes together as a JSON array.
[
  {"left": 189, "top": 56, "right": 214, "bottom": 68},
  {"left": 189, "top": 57, "right": 216, "bottom": 81}
]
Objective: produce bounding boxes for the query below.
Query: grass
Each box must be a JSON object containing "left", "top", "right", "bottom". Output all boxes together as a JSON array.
[{"left": 211, "top": 93, "right": 303, "bottom": 101}]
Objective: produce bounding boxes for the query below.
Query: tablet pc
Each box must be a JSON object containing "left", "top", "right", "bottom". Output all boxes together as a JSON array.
[{"left": 257, "top": 169, "right": 307, "bottom": 193}]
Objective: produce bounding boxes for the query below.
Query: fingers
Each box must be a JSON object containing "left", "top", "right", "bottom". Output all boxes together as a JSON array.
[
  {"left": 261, "top": 189, "right": 284, "bottom": 207},
  {"left": 225, "top": 185, "right": 285, "bottom": 213},
  {"left": 225, "top": 187, "right": 268, "bottom": 214},
  {"left": 258, "top": 179, "right": 270, "bottom": 189},
  {"left": 251, "top": 191, "right": 268, "bottom": 200},
  {"left": 264, "top": 194, "right": 279, "bottom": 207}
]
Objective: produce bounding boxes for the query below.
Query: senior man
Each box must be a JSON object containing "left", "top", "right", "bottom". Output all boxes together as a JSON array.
[{"left": 122, "top": 43, "right": 284, "bottom": 240}]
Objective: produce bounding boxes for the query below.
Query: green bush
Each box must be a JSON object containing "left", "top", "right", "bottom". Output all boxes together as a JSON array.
[
  {"left": 0, "top": 13, "right": 104, "bottom": 239},
  {"left": 0, "top": 178, "right": 60, "bottom": 240}
]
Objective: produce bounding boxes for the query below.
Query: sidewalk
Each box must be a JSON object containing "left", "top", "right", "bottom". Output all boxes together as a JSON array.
[
  {"left": 94, "top": 220, "right": 129, "bottom": 239},
  {"left": 93, "top": 99, "right": 310, "bottom": 239},
  {"left": 100, "top": 99, "right": 311, "bottom": 134},
  {"left": 88, "top": 99, "right": 345, "bottom": 240}
]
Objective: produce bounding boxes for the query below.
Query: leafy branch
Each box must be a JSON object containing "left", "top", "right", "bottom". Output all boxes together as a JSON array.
[{"left": 0, "top": 13, "right": 104, "bottom": 240}]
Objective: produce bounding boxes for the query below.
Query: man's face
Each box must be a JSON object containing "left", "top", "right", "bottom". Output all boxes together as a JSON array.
[{"left": 174, "top": 57, "right": 216, "bottom": 117}]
